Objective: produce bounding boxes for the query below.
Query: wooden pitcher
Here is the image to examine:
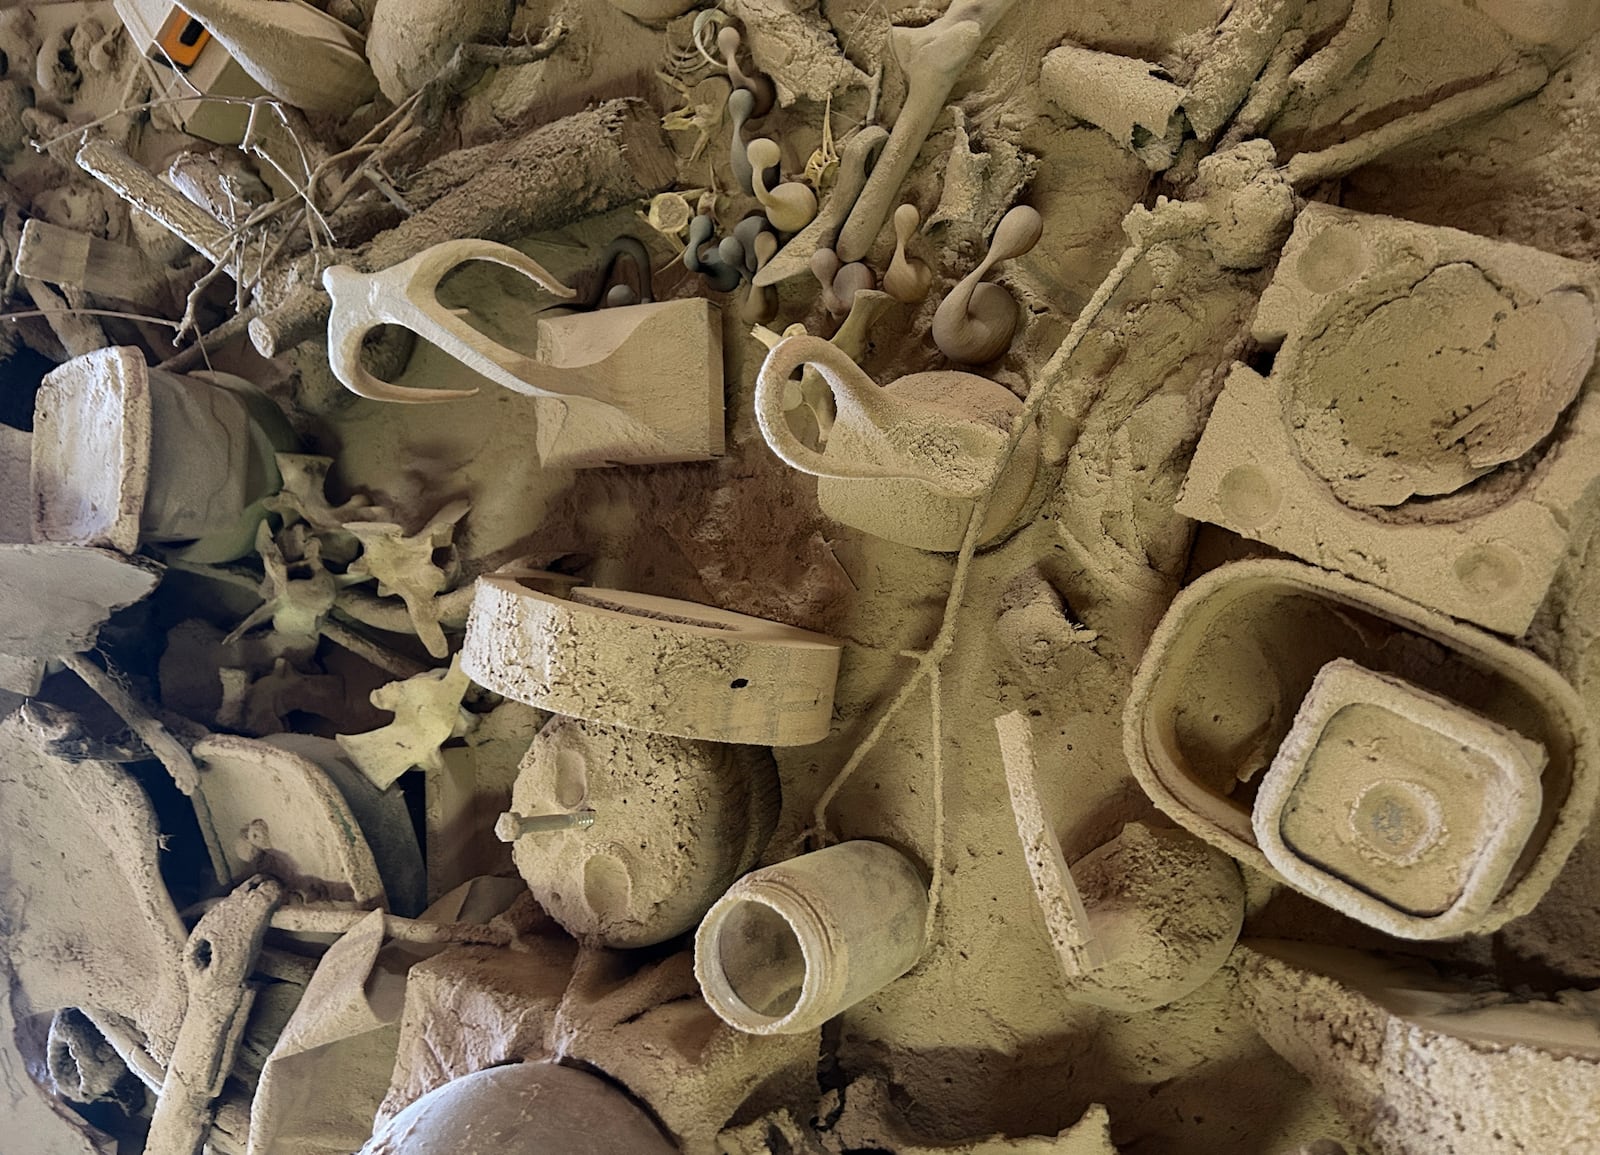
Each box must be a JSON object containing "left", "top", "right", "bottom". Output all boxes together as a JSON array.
[{"left": 754, "top": 334, "right": 1038, "bottom": 551}]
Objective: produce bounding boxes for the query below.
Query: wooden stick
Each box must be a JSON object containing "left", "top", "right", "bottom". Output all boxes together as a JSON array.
[
  {"left": 268, "top": 905, "right": 515, "bottom": 946},
  {"left": 1286, "top": 61, "right": 1549, "bottom": 188},
  {"left": 994, "top": 711, "right": 1106, "bottom": 976},
  {"left": 76, "top": 137, "right": 234, "bottom": 267}
]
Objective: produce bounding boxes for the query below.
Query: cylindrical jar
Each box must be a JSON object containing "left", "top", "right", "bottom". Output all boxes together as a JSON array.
[{"left": 694, "top": 840, "right": 928, "bottom": 1035}]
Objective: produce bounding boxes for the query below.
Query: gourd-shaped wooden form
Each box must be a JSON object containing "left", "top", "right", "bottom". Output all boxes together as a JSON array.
[
  {"left": 743, "top": 230, "right": 780, "bottom": 323},
  {"left": 810, "top": 248, "right": 874, "bottom": 317},
  {"left": 932, "top": 205, "right": 1042, "bottom": 364},
  {"left": 718, "top": 25, "right": 775, "bottom": 116},
  {"left": 755, "top": 125, "right": 889, "bottom": 288},
  {"left": 748, "top": 138, "right": 818, "bottom": 233},
  {"left": 884, "top": 203, "right": 933, "bottom": 303},
  {"left": 727, "top": 87, "right": 757, "bottom": 194},
  {"left": 684, "top": 214, "right": 742, "bottom": 292},
  {"left": 755, "top": 333, "right": 1039, "bottom": 551},
  {"left": 168, "top": 0, "right": 377, "bottom": 115}
]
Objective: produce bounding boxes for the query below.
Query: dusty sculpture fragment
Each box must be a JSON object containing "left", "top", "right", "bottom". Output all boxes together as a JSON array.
[
  {"left": 747, "top": 137, "right": 818, "bottom": 232},
  {"left": 695, "top": 840, "right": 929, "bottom": 1035},
  {"left": 1253, "top": 659, "right": 1548, "bottom": 938},
  {"left": 145, "top": 875, "right": 282, "bottom": 1155},
  {"left": 194, "top": 734, "right": 388, "bottom": 906},
  {"left": 0, "top": 709, "right": 191, "bottom": 1064},
  {"left": 1040, "top": 45, "right": 1185, "bottom": 170},
  {"left": 31, "top": 347, "right": 296, "bottom": 562},
  {"left": 16, "top": 0, "right": 1600, "bottom": 1148},
  {"left": 1180, "top": 204, "right": 1600, "bottom": 635},
  {"left": 836, "top": 0, "right": 1019, "bottom": 263},
  {"left": 505, "top": 715, "right": 779, "bottom": 947},
  {"left": 157, "top": 0, "right": 377, "bottom": 115}
]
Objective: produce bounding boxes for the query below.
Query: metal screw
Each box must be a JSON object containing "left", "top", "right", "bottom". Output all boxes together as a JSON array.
[{"left": 494, "top": 809, "right": 596, "bottom": 842}]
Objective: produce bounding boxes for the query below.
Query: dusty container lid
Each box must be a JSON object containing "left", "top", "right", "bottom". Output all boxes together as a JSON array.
[
  {"left": 31, "top": 346, "right": 152, "bottom": 554},
  {"left": 1253, "top": 659, "right": 1546, "bottom": 939}
]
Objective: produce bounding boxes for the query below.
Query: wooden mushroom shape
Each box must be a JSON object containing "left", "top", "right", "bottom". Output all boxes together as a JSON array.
[{"left": 932, "top": 205, "right": 1042, "bottom": 364}]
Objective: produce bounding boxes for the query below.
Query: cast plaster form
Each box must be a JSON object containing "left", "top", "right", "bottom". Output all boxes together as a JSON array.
[
  {"left": 1178, "top": 203, "right": 1600, "bottom": 636},
  {"left": 1253, "top": 658, "right": 1548, "bottom": 938},
  {"left": 507, "top": 714, "right": 779, "bottom": 947},
  {"left": 1124, "top": 559, "right": 1599, "bottom": 937}
]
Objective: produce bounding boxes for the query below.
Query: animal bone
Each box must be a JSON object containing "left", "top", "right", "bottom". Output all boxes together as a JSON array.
[
  {"left": 835, "top": 0, "right": 1019, "bottom": 263},
  {"left": 344, "top": 500, "right": 470, "bottom": 660},
  {"left": 336, "top": 656, "right": 475, "bottom": 789},
  {"left": 223, "top": 522, "right": 342, "bottom": 648},
  {"left": 931, "top": 204, "right": 1042, "bottom": 364},
  {"left": 748, "top": 138, "right": 818, "bottom": 233},
  {"left": 883, "top": 204, "right": 932, "bottom": 303}
]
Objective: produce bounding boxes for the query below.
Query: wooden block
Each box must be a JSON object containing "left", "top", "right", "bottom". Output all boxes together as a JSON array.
[
  {"left": 16, "top": 220, "right": 161, "bottom": 305},
  {"left": 994, "top": 711, "right": 1104, "bottom": 977}
]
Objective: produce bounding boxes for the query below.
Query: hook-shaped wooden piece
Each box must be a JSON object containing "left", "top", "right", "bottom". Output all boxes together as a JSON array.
[{"left": 324, "top": 240, "right": 577, "bottom": 404}]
